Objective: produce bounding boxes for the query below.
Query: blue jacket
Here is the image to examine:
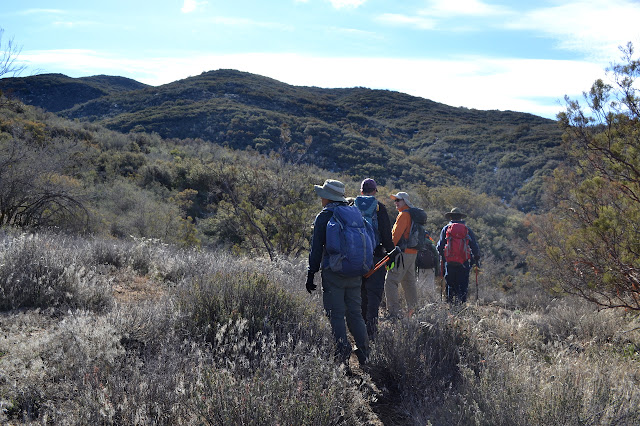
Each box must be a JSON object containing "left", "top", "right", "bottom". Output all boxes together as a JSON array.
[
  {"left": 436, "top": 220, "right": 480, "bottom": 267},
  {"left": 353, "top": 196, "right": 395, "bottom": 257}
]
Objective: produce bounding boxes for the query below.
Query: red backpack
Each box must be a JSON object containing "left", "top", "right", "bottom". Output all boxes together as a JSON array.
[{"left": 444, "top": 223, "right": 471, "bottom": 265}]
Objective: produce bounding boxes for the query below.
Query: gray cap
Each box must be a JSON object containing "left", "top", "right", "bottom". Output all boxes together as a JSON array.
[{"left": 390, "top": 191, "right": 414, "bottom": 208}]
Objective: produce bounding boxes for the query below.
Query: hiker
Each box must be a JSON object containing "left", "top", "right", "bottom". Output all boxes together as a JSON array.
[
  {"left": 354, "top": 178, "right": 395, "bottom": 340},
  {"left": 436, "top": 208, "right": 480, "bottom": 304},
  {"left": 306, "top": 179, "right": 370, "bottom": 366},
  {"left": 384, "top": 191, "right": 419, "bottom": 318}
]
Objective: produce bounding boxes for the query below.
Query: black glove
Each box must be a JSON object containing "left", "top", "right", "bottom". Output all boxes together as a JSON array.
[
  {"left": 386, "top": 246, "right": 401, "bottom": 271},
  {"left": 305, "top": 270, "right": 316, "bottom": 293},
  {"left": 389, "top": 246, "right": 401, "bottom": 263}
]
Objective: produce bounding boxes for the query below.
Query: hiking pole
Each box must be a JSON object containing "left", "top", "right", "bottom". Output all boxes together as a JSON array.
[
  {"left": 475, "top": 265, "right": 479, "bottom": 301},
  {"left": 363, "top": 246, "right": 400, "bottom": 279},
  {"left": 439, "top": 258, "right": 445, "bottom": 302}
]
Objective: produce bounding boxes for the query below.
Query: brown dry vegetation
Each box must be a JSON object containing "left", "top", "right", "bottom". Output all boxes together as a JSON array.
[{"left": 1, "top": 231, "right": 639, "bottom": 425}]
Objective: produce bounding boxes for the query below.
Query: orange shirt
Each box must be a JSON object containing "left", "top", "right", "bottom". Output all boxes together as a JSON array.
[{"left": 392, "top": 205, "right": 417, "bottom": 254}]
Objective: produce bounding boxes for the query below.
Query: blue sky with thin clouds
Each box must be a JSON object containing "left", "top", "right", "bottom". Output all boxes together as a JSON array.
[{"left": 2, "top": 0, "right": 640, "bottom": 118}]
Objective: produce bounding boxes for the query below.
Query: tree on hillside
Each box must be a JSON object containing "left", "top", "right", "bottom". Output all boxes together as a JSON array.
[
  {"left": 0, "top": 28, "right": 26, "bottom": 78},
  {"left": 530, "top": 42, "right": 640, "bottom": 310},
  {"left": 199, "top": 157, "right": 317, "bottom": 260},
  {"left": 0, "top": 106, "right": 89, "bottom": 231},
  {"left": 0, "top": 138, "right": 88, "bottom": 230}
]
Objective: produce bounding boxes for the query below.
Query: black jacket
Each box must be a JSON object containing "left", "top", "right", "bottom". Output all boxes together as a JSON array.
[
  {"left": 375, "top": 201, "right": 395, "bottom": 257},
  {"left": 308, "top": 201, "right": 345, "bottom": 273}
]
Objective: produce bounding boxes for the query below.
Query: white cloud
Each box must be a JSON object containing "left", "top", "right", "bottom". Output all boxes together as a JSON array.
[
  {"left": 376, "top": 13, "right": 436, "bottom": 30},
  {"left": 202, "top": 16, "right": 294, "bottom": 31},
  {"left": 376, "top": 0, "right": 511, "bottom": 31},
  {"left": 21, "top": 49, "right": 127, "bottom": 75},
  {"left": 330, "top": 27, "right": 382, "bottom": 39},
  {"left": 17, "top": 9, "right": 64, "bottom": 16},
  {"left": 420, "top": 0, "right": 510, "bottom": 17},
  {"left": 52, "top": 21, "right": 75, "bottom": 28},
  {"left": 506, "top": 0, "right": 640, "bottom": 60},
  {"left": 51, "top": 20, "right": 98, "bottom": 29},
  {"left": 20, "top": 49, "right": 609, "bottom": 119},
  {"left": 328, "top": 0, "right": 367, "bottom": 10},
  {"left": 181, "top": 0, "right": 207, "bottom": 14}
]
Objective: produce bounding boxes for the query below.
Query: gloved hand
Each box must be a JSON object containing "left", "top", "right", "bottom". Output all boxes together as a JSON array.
[
  {"left": 305, "top": 270, "right": 316, "bottom": 294},
  {"left": 386, "top": 246, "right": 401, "bottom": 271},
  {"left": 388, "top": 246, "right": 400, "bottom": 262}
]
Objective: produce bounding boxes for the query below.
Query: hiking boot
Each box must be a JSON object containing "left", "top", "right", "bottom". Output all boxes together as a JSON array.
[{"left": 354, "top": 348, "right": 368, "bottom": 366}]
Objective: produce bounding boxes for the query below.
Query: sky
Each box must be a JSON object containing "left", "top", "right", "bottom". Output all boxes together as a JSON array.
[{"left": 2, "top": 0, "right": 640, "bottom": 119}]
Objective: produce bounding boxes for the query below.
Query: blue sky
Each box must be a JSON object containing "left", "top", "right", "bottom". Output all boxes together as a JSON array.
[{"left": 2, "top": 0, "right": 640, "bottom": 119}]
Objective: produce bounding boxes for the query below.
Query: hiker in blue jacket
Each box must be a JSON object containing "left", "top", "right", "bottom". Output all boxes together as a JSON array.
[
  {"left": 354, "top": 178, "right": 395, "bottom": 340},
  {"left": 306, "top": 179, "right": 369, "bottom": 366},
  {"left": 436, "top": 208, "right": 480, "bottom": 304}
]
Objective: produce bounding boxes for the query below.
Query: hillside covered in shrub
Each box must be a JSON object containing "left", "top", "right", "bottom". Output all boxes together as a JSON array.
[
  {"left": 0, "top": 94, "right": 531, "bottom": 274},
  {"left": 0, "top": 70, "right": 564, "bottom": 211}
]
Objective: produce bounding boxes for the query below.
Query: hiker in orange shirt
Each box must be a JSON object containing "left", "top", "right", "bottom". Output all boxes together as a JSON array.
[{"left": 384, "top": 192, "right": 419, "bottom": 318}]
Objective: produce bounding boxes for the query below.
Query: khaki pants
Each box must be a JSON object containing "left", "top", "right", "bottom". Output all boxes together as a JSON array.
[{"left": 384, "top": 251, "right": 418, "bottom": 317}]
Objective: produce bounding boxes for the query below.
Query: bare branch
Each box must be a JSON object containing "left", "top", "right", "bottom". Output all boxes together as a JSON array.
[{"left": 0, "top": 28, "right": 27, "bottom": 78}]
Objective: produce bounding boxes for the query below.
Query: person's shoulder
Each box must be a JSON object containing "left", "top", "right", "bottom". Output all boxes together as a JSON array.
[
  {"left": 316, "top": 207, "right": 334, "bottom": 219},
  {"left": 321, "top": 202, "right": 350, "bottom": 214}
]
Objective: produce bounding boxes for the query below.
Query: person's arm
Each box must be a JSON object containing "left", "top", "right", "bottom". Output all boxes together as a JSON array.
[
  {"left": 377, "top": 202, "right": 395, "bottom": 253},
  {"left": 436, "top": 225, "right": 448, "bottom": 256},
  {"left": 308, "top": 209, "right": 331, "bottom": 273},
  {"left": 391, "top": 210, "right": 411, "bottom": 246},
  {"left": 468, "top": 227, "right": 480, "bottom": 265}
]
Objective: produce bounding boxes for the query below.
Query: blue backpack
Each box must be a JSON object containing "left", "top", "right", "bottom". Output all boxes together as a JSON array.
[
  {"left": 354, "top": 196, "right": 380, "bottom": 247},
  {"left": 324, "top": 205, "right": 375, "bottom": 276}
]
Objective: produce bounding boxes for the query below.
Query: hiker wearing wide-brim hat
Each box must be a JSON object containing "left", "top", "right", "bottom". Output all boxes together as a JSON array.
[
  {"left": 436, "top": 207, "right": 480, "bottom": 305},
  {"left": 307, "top": 179, "right": 369, "bottom": 367},
  {"left": 444, "top": 207, "right": 467, "bottom": 220},
  {"left": 314, "top": 179, "right": 348, "bottom": 203}
]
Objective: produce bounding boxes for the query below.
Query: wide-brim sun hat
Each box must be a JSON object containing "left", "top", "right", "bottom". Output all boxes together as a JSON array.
[
  {"left": 390, "top": 191, "right": 414, "bottom": 208},
  {"left": 445, "top": 207, "right": 467, "bottom": 219},
  {"left": 314, "top": 179, "right": 347, "bottom": 202}
]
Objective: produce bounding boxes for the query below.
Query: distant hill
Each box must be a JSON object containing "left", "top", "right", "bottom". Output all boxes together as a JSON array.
[
  {"left": 0, "top": 70, "right": 564, "bottom": 211},
  {"left": 0, "top": 73, "right": 149, "bottom": 112}
]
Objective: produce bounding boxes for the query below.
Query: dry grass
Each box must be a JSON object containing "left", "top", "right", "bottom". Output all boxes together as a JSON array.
[{"left": 1, "top": 230, "right": 639, "bottom": 425}]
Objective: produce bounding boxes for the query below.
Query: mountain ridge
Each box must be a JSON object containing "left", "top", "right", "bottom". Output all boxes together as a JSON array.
[{"left": 0, "top": 69, "right": 564, "bottom": 211}]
